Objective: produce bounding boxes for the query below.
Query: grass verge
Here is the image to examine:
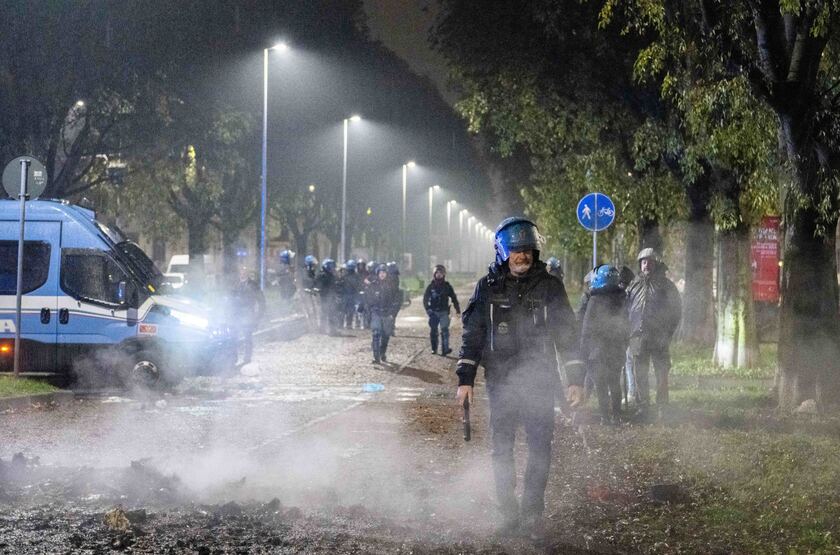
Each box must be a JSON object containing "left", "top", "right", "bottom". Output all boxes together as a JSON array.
[{"left": 0, "top": 376, "right": 57, "bottom": 398}]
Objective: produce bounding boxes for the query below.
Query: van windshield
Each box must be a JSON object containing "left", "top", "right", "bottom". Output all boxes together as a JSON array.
[{"left": 114, "top": 241, "right": 174, "bottom": 295}]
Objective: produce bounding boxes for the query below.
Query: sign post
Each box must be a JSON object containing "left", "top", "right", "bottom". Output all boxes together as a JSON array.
[
  {"left": 3, "top": 157, "right": 48, "bottom": 377},
  {"left": 576, "top": 192, "right": 616, "bottom": 268}
]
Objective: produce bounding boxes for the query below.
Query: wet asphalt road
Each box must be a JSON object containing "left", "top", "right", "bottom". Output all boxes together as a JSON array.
[{"left": 0, "top": 289, "right": 496, "bottom": 517}]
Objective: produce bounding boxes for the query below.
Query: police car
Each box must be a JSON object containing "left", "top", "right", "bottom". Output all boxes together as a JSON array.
[{"left": 0, "top": 199, "right": 236, "bottom": 387}]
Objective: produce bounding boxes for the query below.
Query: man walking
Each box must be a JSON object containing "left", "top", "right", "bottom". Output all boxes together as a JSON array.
[
  {"left": 423, "top": 264, "right": 460, "bottom": 355},
  {"left": 625, "top": 248, "right": 681, "bottom": 417},
  {"left": 457, "top": 217, "right": 584, "bottom": 540},
  {"left": 365, "top": 264, "right": 401, "bottom": 364}
]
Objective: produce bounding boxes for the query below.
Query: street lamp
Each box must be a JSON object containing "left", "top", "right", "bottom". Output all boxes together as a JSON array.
[
  {"left": 459, "top": 209, "right": 468, "bottom": 272},
  {"left": 340, "top": 114, "right": 361, "bottom": 262},
  {"left": 401, "top": 161, "right": 416, "bottom": 262},
  {"left": 446, "top": 200, "right": 455, "bottom": 265},
  {"left": 260, "top": 41, "right": 289, "bottom": 290},
  {"left": 428, "top": 185, "right": 440, "bottom": 273},
  {"left": 467, "top": 216, "right": 476, "bottom": 272}
]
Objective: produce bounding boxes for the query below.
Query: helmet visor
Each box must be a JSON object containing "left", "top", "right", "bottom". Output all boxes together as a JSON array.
[{"left": 495, "top": 221, "right": 540, "bottom": 261}]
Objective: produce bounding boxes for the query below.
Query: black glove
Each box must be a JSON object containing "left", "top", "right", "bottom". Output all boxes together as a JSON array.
[{"left": 456, "top": 361, "right": 477, "bottom": 387}]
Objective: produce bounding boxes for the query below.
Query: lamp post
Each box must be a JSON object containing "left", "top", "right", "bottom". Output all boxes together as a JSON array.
[
  {"left": 260, "top": 42, "right": 288, "bottom": 290},
  {"left": 446, "top": 200, "right": 455, "bottom": 266},
  {"left": 340, "top": 114, "right": 361, "bottom": 263},
  {"left": 428, "top": 185, "right": 440, "bottom": 274},
  {"left": 459, "top": 209, "right": 467, "bottom": 272},
  {"left": 401, "top": 161, "right": 416, "bottom": 263},
  {"left": 467, "top": 216, "right": 476, "bottom": 272}
]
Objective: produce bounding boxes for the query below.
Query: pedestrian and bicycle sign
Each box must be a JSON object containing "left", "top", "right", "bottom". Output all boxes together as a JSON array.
[
  {"left": 577, "top": 192, "right": 615, "bottom": 268},
  {"left": 576, "top": 192, "right": 615, "bottom": 232}
]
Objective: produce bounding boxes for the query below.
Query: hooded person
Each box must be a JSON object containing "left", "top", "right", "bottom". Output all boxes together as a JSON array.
[
  {"left": 423, "top": 264, "right": 461, "bottom": 355},
  {"left": 365, "top": 263, "right": 402, "bottom": 363},
  {"left": 456, "top": 217, "right": 584, "bottom": 540},
  {"left": 625, "top": 248, "right": 681, "bottom": 416}
]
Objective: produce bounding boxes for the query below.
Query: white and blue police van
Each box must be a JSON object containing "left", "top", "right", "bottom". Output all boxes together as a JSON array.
[{"left": 0, "top": 199, "right": 236, "bottom": 387}]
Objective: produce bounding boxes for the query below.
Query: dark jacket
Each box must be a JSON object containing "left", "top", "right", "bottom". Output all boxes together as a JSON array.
[
  {"left": 365, "top": 277, "right": 402, "bottom": 316},
  {"left": 580, "top": 285, "right": 628, "bottom": 365},
  {"left": 457, "top": 261, "right": 583, "bottom": 388},
  {"left": 233, "top": 278, "right": 265, "bottom": 326},
  {"left": 423, "top": 279, "right": 460, "bottom": 314},
  {"left": 314, "top": 270, "right": 335, "bottom": 298},
  {"left": 626, "top": 266, "right": 681, "bottom": 349}
]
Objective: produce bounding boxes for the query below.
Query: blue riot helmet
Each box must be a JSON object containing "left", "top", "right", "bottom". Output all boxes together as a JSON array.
[
  {"left": 494, "top": 217, "right": 541, "bottom": 264},
  {"left": 590, "top": 264, "right": 620, "bottom": 291},
  {"left": 386, "top": 261, "right": 400, "bottom": 275},
  {"left": 321, "top": 258, "right": 336, "bottom": 273},
  {"left": 279, "top": 249, "right": 294, "bottom": 265},
  {"left": 366, "top": 261, "right": 378, "bottom": 273},
  {"left": 375, "top": 263, "right": 388, "bottom": 276},
  {"left": 304, "top": 255, "right": 318, "bottom": 270},
  {"left": 546, "top": 257, "right": 560, "bottom": 270},
  {"left": 345, "top": 259, "right": 357, "bottom": 272}
]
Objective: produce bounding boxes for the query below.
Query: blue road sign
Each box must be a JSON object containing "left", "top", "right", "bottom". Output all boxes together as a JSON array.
[{"left": 576, "top": 192, "right": 615, "bottom": 232}]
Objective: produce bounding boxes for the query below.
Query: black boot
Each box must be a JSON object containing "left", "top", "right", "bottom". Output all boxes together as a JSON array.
[
  {"left": 430, "top": 330, "right": 438, "bottom": 354},
  {"left": 380, "top": 335, "right": 390, "bottom": 362},
  {"left": 441, "top": 330, "right": 451, "bottom": 356},
  {"left": 371, "top": 332, "right": 381, "bottom": 363}
]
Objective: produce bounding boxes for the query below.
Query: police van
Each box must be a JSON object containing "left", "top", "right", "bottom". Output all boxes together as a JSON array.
[{"left": 0, "top": 199, "right": 236, "bottom": 387}]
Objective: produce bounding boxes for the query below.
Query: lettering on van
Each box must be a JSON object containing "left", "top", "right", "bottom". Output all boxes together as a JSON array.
[{"left": 0, "top": 320, "right": 16, "bottom": 333}]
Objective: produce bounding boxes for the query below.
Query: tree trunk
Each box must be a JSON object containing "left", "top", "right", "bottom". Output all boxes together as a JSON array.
[
  {"left": 679, "top": 180, "right": 715, "bottom": 346},
  {"left": 220, "top": 227, "right": 238, "bottom": 281},
  {"left": 293, "top": 230, "right": 309, "bottom": 267},
  {"left": 638, "top": 217, "right": 663, "bottom": 255},
  {"left": 777, "top": 208, "right": 840, "bottom": 410},
  {"left": 775, "top": 112, "right": 840, "bottom": 410},
  {"left": 713, "top": 226, "right": 759, "bottom": 368}
]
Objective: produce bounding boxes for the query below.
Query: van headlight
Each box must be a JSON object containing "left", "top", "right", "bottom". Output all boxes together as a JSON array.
[{"left": 169, "top": 309, "right": 209, "bottom": 330}]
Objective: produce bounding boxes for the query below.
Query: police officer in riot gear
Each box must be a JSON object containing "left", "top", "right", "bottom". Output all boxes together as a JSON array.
[
  {"left": 580, "top": 265, "right": 629, "bottom": 424},
  {"left": 315, "top": 259, "right": 338, "bottom": 335},
  {"left": 546, "top": 256, "right": 564, "bottom": 281},
  {"left": 366, "top": 263, "right": 401, "bottom": 363},
  {"left": 457, "top": 217, "right": 584, "bottom": 540},
  {"left": 232, "top": 266, "right": 266, "bottom": 364},
  {"left": 276, "top": 249, "right": 297, "bottom": 300},
  {"left": 423, "top": 264, "right": 460, "bottom": 355}
]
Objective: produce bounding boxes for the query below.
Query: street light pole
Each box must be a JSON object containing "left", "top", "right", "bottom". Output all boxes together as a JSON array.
[
  {"left": 260, "top": 47, "right": 268, "bottom": 290},
  {"left": 401, "top": 161, "right": 415, "bottom": 265},
  {"left": 458, "top": 209, "right": 466, "bottom": 272},
  {"left": 428, "top": 185, "right": 439, "bottom": 274},
  {"left": 259, "top": 42, "right": 288, "bottom": 290},
  {"left": 340, "top": 115, "right": 361, "bottom": 263},
  {"left": 446, "top": 200, "right": 453, "bottom": 266}
]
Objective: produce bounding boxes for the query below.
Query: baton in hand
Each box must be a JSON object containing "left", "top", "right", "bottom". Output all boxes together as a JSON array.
[{"left": 463, "top": 398, "right": 471, "bottom": 442}]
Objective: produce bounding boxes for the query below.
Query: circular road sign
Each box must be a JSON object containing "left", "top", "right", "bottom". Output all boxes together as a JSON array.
[
  {"left": 3, "top": 156, "right": 48, "bottom": 200},
  {"left": 576, "top": 192, "right": 616, "bottom": 232}
]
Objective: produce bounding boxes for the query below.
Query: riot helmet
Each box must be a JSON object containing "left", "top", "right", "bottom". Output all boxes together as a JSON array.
[
  {"left": 279, "top": 249, "right": 295, "bottom": 265},
  {"left": 386, "top": 261, "right": 400, "bottom": 276},
  {"left": 590, "top": 264, "right": 620, "bottom": 291},
  {"left": 321, "top": 258, "right": 336, "bottom": 273},
  {"left": 345, "top": 259, "right": 357, "bottom": 272},
  {"left": 304, "top": 255, "right": 318, "bottom": 270},
  {"left": 494, "top": 217, "right": 541, "bottom": 264}
]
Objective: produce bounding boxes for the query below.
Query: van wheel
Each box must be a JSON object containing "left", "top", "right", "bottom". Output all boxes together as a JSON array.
[{"left": 127, "top": 350, "right": 162, "bottom": 389}]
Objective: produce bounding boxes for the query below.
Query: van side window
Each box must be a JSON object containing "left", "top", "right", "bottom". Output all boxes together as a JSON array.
[
  {"left": 61, "top": 249, "right": 129, "bottom": 306},
  {"left": 0, "top": 241, "right": 51, "bottom": 295}
]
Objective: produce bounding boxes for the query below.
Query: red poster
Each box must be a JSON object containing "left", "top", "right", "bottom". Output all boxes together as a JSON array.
[{"left": 751, "top": 216, "right": 781, "bottom": 303}]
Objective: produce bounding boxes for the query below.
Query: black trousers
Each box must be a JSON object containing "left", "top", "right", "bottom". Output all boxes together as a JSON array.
[
  {"left": 590, "top": 359, "right": 622, "bottom": 420},
  {"left": 487, "top": 382, "right": 555, "bottom": 518}
]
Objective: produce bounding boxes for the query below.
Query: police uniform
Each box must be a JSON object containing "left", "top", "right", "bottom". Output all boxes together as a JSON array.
[
  {"left": 423, "top": 266, "right": 460, "bottom": 355},
  {"left": 457, "top": 217, "right": 583, "bottom": 531}
]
